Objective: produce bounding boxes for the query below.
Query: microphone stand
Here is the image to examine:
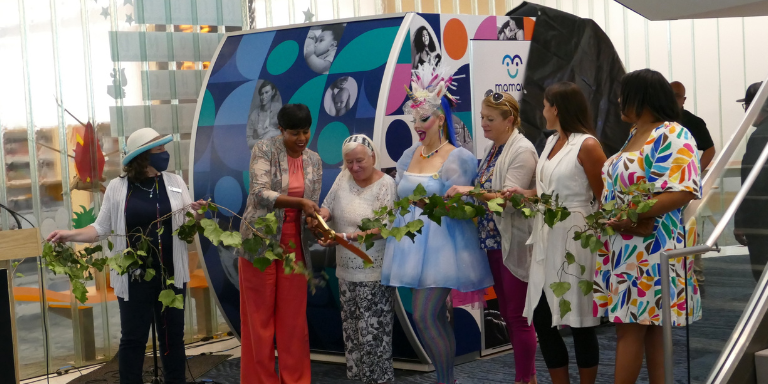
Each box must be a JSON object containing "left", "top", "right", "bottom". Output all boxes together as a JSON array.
[{"left": 148, "top": 308, "right": 161, "bottom": 383}]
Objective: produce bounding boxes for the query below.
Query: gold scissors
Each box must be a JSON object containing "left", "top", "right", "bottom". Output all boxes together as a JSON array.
[{"left": 311, "top": 213, "right": 374, "bottom": 265}]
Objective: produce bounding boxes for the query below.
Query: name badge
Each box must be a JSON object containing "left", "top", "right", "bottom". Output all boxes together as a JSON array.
[{"left": 169, "top": 186, "right": 182, "bottom": 193}]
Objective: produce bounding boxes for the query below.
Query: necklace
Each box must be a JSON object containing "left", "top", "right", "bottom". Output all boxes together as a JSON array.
[
  {"left": 477, "top": 145, "right": 501, "bottom": 185},
  {"left": 420, "top": 140, "right": 449, "bottom": 159},
  {"left": 134, "top": 178, "right": 157, "bottom": 198}
]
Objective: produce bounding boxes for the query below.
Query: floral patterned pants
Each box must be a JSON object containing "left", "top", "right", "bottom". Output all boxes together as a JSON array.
[{"left": 338, "top": 279, "right": 395, "bottom": 384}]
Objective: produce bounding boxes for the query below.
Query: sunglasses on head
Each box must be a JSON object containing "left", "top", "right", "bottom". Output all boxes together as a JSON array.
[{"left": 484, "top": 90, "right": 513, "bottom": 113}]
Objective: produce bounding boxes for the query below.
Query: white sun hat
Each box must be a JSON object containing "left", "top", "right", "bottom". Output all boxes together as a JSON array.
[{"left": 122, "top": 128, "right": 172, "bottom": 166}]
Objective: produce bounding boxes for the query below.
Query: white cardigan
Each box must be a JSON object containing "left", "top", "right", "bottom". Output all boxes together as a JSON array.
[
  {"left": 484, "top": 130, "right": 538, "bottom": 282},
  {"left": 91, "top": 172, "right": 193, "bottom": 301}
]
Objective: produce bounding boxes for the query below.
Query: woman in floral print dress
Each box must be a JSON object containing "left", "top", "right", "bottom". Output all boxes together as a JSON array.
[{"left": 593, "top": 69, "right": 702, "bottom": 384}]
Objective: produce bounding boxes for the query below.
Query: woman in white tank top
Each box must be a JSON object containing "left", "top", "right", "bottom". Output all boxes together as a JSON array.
[{"left": 505, "top": 82, "right": 607, "bottom": 384}]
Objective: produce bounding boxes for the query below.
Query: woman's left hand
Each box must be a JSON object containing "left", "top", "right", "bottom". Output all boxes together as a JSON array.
[
  {"left": 605, "top": 217, "right": 633, "bottom": 232},
  {"left": 444, "top": 185, "right": 474, "bottom": 198},
  {"left": 190, "top": 199, "right": 208, "bottom": 212},
  {"left": 191, "top": 199, "right": 208, "bottom": 220}
]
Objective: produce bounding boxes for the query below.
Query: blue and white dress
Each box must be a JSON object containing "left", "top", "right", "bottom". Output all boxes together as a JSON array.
[{"left": 381, "top": 144, "right": 494, "bottom": 292}]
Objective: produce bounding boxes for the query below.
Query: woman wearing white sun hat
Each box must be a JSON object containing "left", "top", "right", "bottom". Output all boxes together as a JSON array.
[{"left": 47, "top": 127, "right": 207, "bottom": 384}]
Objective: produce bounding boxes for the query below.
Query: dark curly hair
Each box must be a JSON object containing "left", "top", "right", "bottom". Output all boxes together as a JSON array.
[
  {"left": 413, "top": 26, "right": 437, "bottom": 54},
  {"left": 121, "top": 151, "right": 151, "bottom": 184}
]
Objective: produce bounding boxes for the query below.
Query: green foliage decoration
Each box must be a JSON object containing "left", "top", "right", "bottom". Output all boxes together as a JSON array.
[
  {"left": 358, "top": 181, "right": 658, "bottom": 319},
  {"left": 41, "top": 201, "right": 305, "bottom": 311}
]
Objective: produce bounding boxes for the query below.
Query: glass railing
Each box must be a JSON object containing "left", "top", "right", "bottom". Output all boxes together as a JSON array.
[{"left": 665, "top": 75, "right": 768, "bottom": 383}]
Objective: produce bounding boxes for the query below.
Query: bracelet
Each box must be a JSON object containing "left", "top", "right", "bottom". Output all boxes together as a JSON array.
[
  {"left": 341, "top": 233, "right": 347, "bottom": 241},
  {"left": 630, "top": 221, "right": 638, "bottom": 228}
]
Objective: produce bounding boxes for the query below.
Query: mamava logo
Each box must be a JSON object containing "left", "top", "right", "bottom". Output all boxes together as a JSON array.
[{"left": 502, "top": 54, "right": 523, "bottom": 79}]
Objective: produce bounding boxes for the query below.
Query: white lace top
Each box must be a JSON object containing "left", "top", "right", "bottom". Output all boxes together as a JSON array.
[{"left": 322, "top": 171, "right": 396, "bottom": 282}]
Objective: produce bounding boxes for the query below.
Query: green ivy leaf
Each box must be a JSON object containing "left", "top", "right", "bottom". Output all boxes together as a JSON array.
[
  {"left": 588, "top": 236, "right": 602, "bottom": 253},
  {"left": 559, "top": 298, "right": 572, "bottom": 318},
  {"left": 407, "top": 219, "right": 424, "bottom": 233},
  {"left": 166, "top": 277, "right": 175, "bottom": 287},
  {"left": 252, "top": 257, "right": 272, "bottom": 272},
  {"left": 208, "top": 204, "right": 219, "bottom": 212},
  {"left": 158, "top": 289, "right": 184, "bottom": 311},
  {"left": 628, "top": 209, "right": 639, "bottom": 223},
  {"left": 578, "top": 280, "right": 593, "bottom": 296},
  {"left": 202, "top": 221, "right": 224, "bottom": 246},
  {"left": 509, "top": 194, "right": 525, "bottom": 209},
  {"left": 412, "top": 183, "right": 427, "bottom": 198},
  {"left": 242, "top": 236, "right": 264, "bottom": 255},
  {"left": 107, "top": 240, "right": 114, "bottom": 252},
  {"left": 521, "top": 208, "right": 534, "bottom": 218},
  {"left": 144, "top": 268, "right": 156, "bottom": 282},
  {"left": 197, "top": 204, "right": 208, "bottom": 214},
  {"left": 602, "top": 201, "right": 616, "bottom": 210},
  {"left": 16, "top": 273, "right": 24, "bottom": 278},
  {"left": 487, "top": 198, "right": 505, "bottom": 215},
  {"left": 636, "top": 201, "right": 652, "bottom": 213},
  {"left": 550, "top": 281, "right": 571, "bottom": 298},
  {"left": 157, "top": 226, "right": 164, "bottom": 235},
  {"left": 219, "top": 231, "right": 242, "bottom": 248},
  {"left": 254, "top": 213, "right": 279, "bottom": 235},
  {"left": 362, "top": 233, "right": 375, "bottom": 250},
  {"left": 264, "top": 249, "right": 280, "bottom": 260},
  {"left": 604, "top": 226, "right": 616, "bottom": 236},
  {"left": 581, "top": 234, "right": 590, "bottom": 249},
  {"left": 72, "top": 280, "right": 88, "bottom": 304},
  {"left": 579, "top": 263, "right": 586, "bottom": 276},
  {"left": 565, "top": 251, "right": 576, "bottom": 265}
]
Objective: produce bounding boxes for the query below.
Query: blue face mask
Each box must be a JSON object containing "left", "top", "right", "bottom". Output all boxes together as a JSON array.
[{"left": 149, "top": 151, "right": 170, "bottom": 172}]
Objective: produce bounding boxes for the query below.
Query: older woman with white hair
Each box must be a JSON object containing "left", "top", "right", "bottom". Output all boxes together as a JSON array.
[{"left": 317, "top": 134, "right": 397, "bottom": 384}]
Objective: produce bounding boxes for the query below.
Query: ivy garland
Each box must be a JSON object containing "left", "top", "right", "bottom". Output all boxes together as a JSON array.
[
  {"left": 355, "top": 181, "right": 658, "bottom": 319},
  {"left": 41, "top": 202, "right": 303, "bottom": 311},
  {"left": 39, "top": 181, "right": 655, "bottom": 317}
]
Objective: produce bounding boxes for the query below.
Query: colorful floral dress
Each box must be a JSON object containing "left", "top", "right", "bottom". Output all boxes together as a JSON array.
[
  {"left": 593, "top": 122, "right": 702, "bottom": 326},
  {"left": 476, "top": 144, "right": 505, "bottom": 251}
]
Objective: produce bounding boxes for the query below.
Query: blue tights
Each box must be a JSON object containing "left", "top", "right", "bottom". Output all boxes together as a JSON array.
[{"left": 412, "top": 287, "right": 455, "bottom": 384}]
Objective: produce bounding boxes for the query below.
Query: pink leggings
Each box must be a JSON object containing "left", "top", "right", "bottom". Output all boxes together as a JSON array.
[{"left": 488, "top": 249, "right": 537, "bottom": 382}]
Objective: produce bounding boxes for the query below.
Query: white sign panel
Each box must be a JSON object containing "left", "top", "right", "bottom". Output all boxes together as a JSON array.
[{"left": 469, "top": 40, "right": 531, "bottom": 157}]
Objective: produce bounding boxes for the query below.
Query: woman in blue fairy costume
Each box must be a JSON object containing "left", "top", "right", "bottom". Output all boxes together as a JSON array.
[{"left": 381, "top": 63, "right": 493, "bottom": 384}]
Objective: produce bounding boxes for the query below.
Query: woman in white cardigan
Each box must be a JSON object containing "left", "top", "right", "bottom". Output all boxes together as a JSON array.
[
  {"left": 47, "top": 128, "right": 206, "bottom": 384},
  {"left": 445, "top": 91, "right": 539, "bottom": 384}
]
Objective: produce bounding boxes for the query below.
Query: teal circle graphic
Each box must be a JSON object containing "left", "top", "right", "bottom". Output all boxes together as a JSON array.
[
  {"left": 317, "top": 122, "right": 350, "bottom": 164},
  {"left": 267, "top": 40, "right": 299, "bottom": 75}
]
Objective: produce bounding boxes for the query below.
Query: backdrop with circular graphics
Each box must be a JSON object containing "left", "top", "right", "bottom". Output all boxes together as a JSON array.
[{"left": 192, "top": 12, "right": 536, "bottom": 362}]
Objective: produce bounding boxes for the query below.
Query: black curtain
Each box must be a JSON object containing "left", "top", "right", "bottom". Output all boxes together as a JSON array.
[{"left": 508, "top": 2, "right": 632, "bottom": 156}]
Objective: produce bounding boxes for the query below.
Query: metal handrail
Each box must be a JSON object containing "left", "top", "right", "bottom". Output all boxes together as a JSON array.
[
  {"left": 661, "top": 99, "right": 768, "bottom": 383},
  {"left": 684, "top": 80, "right": 768, "bottom": 222}
]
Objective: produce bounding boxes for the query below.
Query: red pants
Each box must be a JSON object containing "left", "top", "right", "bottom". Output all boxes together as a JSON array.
[{"left": 239, "top": 238, "right": 310, "bottom": 383}]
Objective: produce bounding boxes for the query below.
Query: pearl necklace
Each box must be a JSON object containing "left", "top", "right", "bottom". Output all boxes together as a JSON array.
[{"left": 420, "top": 140, "right": 449, "bottom": 159}]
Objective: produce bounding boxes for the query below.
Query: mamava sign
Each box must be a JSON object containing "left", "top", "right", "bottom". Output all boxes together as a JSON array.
[{"left": 469, "top": 40, "right": 531, "bottom": 155}]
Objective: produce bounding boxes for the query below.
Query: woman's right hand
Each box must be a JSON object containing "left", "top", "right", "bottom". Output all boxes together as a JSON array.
[
  {"left": 318, "top": 237, "right": 338, "bottom": 248},
  {"left": 301, "top": 199, "right": 321, "bottom": 217},
  {"left": 47, "top": 230, "right": 73, "bottom": 243},
  {"left": 502, "top": 187, "right": 536, "bottom": 199}
]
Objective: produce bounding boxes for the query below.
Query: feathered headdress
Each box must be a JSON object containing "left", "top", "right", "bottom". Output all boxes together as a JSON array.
[{"left": 403, "top": 62, "right": 461, "bottom": 146}]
